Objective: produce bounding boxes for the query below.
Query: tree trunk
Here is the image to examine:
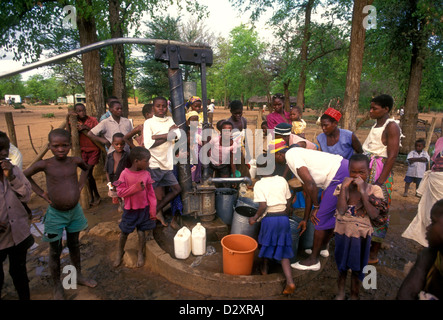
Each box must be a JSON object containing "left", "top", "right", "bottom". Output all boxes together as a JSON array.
[
  {"left": 400, "top": 35, "right": 426, "bottom": 154},
  {"left": 342, "top": 0, "right": 373, "bottom": 132},
  {"left": 77, "top": 1, "right": 105, "bottom": 119},
  {"left": 284, "top": 80, "right": 291, "bottom": 111},
  {"left": 295, "top": 0, "right": 314, "bottom": 110},
  {"left": 109, "top": 0, "right": 129, "bottom": 117}
]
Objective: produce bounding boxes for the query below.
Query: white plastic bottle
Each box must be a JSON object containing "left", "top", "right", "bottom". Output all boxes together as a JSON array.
[
  {"left": 191, "top": 223, "right": 206, "bottom": 256},
  {"left": 174, "top": 226, "right": 192, "bottom": 259}
]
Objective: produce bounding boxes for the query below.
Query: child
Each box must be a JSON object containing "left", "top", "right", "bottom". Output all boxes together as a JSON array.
[
  {"left": 88, "top": 100, "right": 133, "bottom": 154},
  {"left": 113, "top": 147, "right": 157, "bottom": 268},
  {"left": 66, "top": 103, "right": 101, "bottom": 207},
  {"left": 0, "top": 131, "right": 34, "bottom": 300},
  {"left": 333, "top": 154, "right": 388, "bottom": 300},
  {"left": 24, "top": 129, "right": 97, "bottom": 300},
  {"left": 290, "top": 106, "right": 306, "bottom": 138},
  {"left": 187, "top": 96, "right": 203, "bottom": 126},
  {"left": 249, "top": 153, "right": 295, "bottom": 295},
  {"left": 105, "top": 133, "right": 129, "bottom": 212},
  {"left": 397, "top": 199, "right": 443, "bottom": 300},
  {"left": 207, "top": 121, "right": 238, "bottom": 182},
  {"left": 227, "top": 100, "right": 251, "bottom": 177},
  {"left": 143, "top": 96, "right": 182, "bottom": 228},
  {"left": 123, "top": 104, "right": 154, "bottom": 149},
  {"left": 403, "top": 139, "right": 430, "bottom": 197}
]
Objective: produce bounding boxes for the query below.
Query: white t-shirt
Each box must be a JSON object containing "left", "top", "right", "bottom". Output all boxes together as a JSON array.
[
  {"left": 254, "top": 175, "right": 291, "bottom": 213},
  {"left": 90, "top": 116, "right": 133, "bottom": 154},
  {"left": 406, "top": 150, "right": 430, "bottom": 178},
  {"left": 143, "top": 115, "right": 181, "bottom": 171},
  {"left": 285, "top": 147, "right": 343, "bottom": 189},
  {"left": 208, "top": 103, "right": 215, "bottom": 113}
]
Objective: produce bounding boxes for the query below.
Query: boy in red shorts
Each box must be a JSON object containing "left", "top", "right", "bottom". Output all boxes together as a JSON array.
[{"left": 66, "top": 103, "right": 101, "bottom": 206}]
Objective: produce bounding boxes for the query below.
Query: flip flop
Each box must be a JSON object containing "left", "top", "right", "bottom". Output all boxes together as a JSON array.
[{"left": 368, "top": 258, "right": 379, "bottom": 265}]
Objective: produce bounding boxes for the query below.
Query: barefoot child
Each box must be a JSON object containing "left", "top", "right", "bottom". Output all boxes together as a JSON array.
[
  {"left": 403, "top": 139, "right": 429, "bottom": 197},
  {"left": 143, "top": 96, "right": 182, "bottom": 228},
  {"left": 66, "top": 103, "right": 101, "bottom": 207},
  {"left": 24, "top": 129, "right": 97, "bottom": 300},
  {"left": 105, "top": 133, "right": 129, "bottom": 212},
  {"left": 249, "top": 154, "right": 295, "bottom": 295},
  {"left": 333, "top": 154, "right": 388, "bottom": 300},
  {"left": 113, "top": 147, "right": 157, "bottom": 268}
]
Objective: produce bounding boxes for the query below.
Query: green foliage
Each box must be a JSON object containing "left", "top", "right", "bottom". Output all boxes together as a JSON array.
[
  {"left": 0, "top": 74, "right": 26, "bottom": 98},
  {"left": 42, "top": 113, "right": 55, "bottom": 118}
]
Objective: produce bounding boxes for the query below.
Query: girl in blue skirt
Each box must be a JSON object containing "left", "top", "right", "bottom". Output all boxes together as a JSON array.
[
  {"left": 249, "top": 153, "right": 295, "bottom": 295},
  {"left": 334, "top": 154, "right": 388, "bottom": 300}
]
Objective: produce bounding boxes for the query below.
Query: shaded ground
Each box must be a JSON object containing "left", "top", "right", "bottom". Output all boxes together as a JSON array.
[{"left": 0, "top": 103, "right": 438, "bottom": 301}]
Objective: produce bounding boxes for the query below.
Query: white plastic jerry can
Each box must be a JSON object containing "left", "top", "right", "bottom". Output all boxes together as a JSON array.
[
  {"left": 191, "top": 222, "right": 206, "bottom": 256},
  {"left": 174, "top": 226, "right": 192, "bottom": 259}
]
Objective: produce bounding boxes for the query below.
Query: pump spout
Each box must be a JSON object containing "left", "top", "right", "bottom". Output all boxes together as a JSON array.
[{"left": 207, "top": 177, "right": 252, "bottom": 186}]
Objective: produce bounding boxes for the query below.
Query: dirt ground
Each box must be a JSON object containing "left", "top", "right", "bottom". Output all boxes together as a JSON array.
[{"left": 0, "top": 103, "right": 441, "bottom": 301}]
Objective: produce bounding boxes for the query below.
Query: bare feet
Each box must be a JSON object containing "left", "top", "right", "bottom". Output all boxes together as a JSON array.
[
  {"left": 137, "top": 251, "right": 145, "bottom": 268},
  {"left": 282, "top": 283, "right": 295, "bottom": 295},
  {"left": 53, "top": 283, "right": 65, "bottom": 300},
  {"left": 113, "top": 250, "right": 125, "bottom": 268},
  {"left": 92, "top": 197, "right": 101, "bottom": 206},
  {"left": 146, "top": 229, "right": 154, "bottom": 241},
  {"left": 260, "top": 261, "right": 269, "bottom": 275},
  {"left": 334, "top": 293, "right": 346, "bottom": 300},
  {"left": 77, "top": 275, "right": 97, "bottom": 288},
  {"left": 170, "top": 216, "right": 180, "bottom": 230},
  {"left": 156, "top": 210, "right": 168, "bottom": 227}
]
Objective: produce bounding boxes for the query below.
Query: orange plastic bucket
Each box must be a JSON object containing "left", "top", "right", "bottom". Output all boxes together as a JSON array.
[{"left": 221, "top": 234, "right": 258, "bottom": 275}]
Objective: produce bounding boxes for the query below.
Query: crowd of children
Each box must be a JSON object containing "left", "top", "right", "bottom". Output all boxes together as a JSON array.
[{"left": 1, "top": 92, "right": 441, "bottom": 301}]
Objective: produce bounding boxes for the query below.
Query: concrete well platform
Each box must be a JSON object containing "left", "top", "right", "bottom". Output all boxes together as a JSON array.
[{"left": 147, "top": 215, "right": 327, "bottom": 299}]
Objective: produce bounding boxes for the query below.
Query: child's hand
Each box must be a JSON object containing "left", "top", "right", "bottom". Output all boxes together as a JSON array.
[
  {"left": 41, "top": 191, "right": 52, "bottom": 204},
  {"left": 1, "top": 158, "right": 13, "bottom": 179},
  {"left": 342, "top": 177, "right": 354, "bottom": 188},
  {"left": 140, "top": 181, "right": 145, "bottom": 190},
  {"left": 169, "top": 124, "right": 178, "bottom": 132},
  {"left": 353, "top": 176, "right": 365, "bottom": 193},
  {"left": 249, "top": 217, "right": 257, "bottom": 225}
]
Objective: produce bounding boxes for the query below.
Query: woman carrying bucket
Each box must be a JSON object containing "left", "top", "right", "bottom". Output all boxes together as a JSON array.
[{"left": 249, "top": 153, "right": 295, "bottom": 295}]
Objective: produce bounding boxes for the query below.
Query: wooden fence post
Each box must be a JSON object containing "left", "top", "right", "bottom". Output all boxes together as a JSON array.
[
  {"left": 5, "top": 112, "right": 18, "bottom": 147},
  {"left": 425, "top": 117, "right": 437, "bottom": 153}
]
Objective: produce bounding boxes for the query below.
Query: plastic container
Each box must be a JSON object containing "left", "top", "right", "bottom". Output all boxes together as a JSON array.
[
  {"left": 215, "top": 188, "right": 238, "bottom": 225},
  {"left": 221, "top": 234, "right": 258, "bottom": 275},
  {"left": 230, "top": 197, "right": 260, "bottom": 240},
  {"left": 174, "top": 226, "right": 192, "bottom": 259},
  {"left": 191, "top": 223, "right": 206, "bottom": 256}
]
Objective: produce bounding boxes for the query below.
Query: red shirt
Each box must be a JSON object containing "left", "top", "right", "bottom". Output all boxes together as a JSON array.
[{"left": 78, "top": 116, "right": 99, "bottom": 152}]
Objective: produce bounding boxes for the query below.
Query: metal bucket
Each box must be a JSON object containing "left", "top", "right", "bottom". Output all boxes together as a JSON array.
[
  {"left": 215, "top": 188, "right": 238, "bottom": 225},
  {"left": 230, "top": 197, "right": 260, "bottom": 240}
]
